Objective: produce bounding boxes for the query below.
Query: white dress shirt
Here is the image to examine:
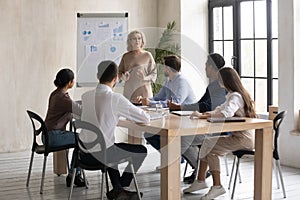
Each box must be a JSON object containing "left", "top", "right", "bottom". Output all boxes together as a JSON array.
[
  {"left": 81, "top": 84, "right": 150, "bottom": 148},
  {"left": 211, "top": 92, "right": 245, "bottom": 117},
  {"left": 210, "top": 91, "right": 254, "bottom": 143}
]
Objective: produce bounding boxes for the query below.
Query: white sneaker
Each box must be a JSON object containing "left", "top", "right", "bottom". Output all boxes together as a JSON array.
[
  {"left": 200, "top": 185, "right": 226, "bottom": 200},
  {"left": 183, "top": 180, "right": 209, "bottom": 193}
]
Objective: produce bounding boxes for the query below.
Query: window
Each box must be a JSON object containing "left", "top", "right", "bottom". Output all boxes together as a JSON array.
[{"left": 209, "top": 0, "right": 278, "bottom": 112}]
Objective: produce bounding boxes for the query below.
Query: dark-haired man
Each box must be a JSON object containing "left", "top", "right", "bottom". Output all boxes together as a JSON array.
[
  {"left": 168, "top": 53, "right": 227, "bottom": 184},
  {"left": 138, "top": 55, "right": 196, "bottom": 152},
  {"left": 81, "top": 60, "right": 150, "bottom": 200},
  {"left": 138, "top": 55, "right": 196, "bottom": 108},
  {"left": 169, "top": 53, "right": 226, "bottom": 112}
]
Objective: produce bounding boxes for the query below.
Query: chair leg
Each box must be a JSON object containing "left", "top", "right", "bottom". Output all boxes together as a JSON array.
[
  {"left": 231, "top": 158, "right": 240, "bottom": 200},
  {"left": 183, "top": 162, "right": 188, "bottom": 180},
  {"left": 65, "top": 149, "right": 70, "bottom": 172},
  {"left": 228, "top": 156, "right": 236, "bottom": 190},
  {"left": 40, "top": 155, "right": 47, "bottom": 194},
  {"left": 224, "top": 154, "right": 229, "bottom": 176},
  {"left": 105, "top": 171, "right": 110, "bottom": 194},
  {"left": 194, "top": 147, "right": 202, "bottom": 181},
  {"left": 26, "top": 151, "right": 34, "bottom": 187},
  {"left": 100, "top": 171, "right": 105, "bottom": 200},
  {"left": 276, "top": 160, "right": 287, "bottom": 198},
  {"left": 68, "top": 168, "right": 77, "bottom": 200},
  {"left": 130, "top": 163, "right": 142, "bottom": 200},
  {"left": 273, "top": 159, "right": 280, "bottom": 189},
  {"left": 81, "top": 170, "right": 89, "bottom": 189},
  {"left": 238, "top": 169, "right": 242, "bottom": 183}
]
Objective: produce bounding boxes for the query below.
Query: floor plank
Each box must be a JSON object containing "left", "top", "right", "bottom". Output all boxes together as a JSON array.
[{"left": 0, "top": 145, "right": 299, "bottom": 199}]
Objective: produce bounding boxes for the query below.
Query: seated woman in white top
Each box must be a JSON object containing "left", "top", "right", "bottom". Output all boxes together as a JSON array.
[{"left": 183, "top": 67, "right": 257, "bottom": 200}]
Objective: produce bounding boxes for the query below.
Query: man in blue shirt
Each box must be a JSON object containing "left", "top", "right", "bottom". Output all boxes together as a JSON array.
[
  {"left": 138, "top": 55, "right": 196, "bottom": 107},
  {"left": 169, "top": 53, "right": 226, "bottom": 183},
  {"left": 139, "top": 55, "right": 197, "bottom": 155}
]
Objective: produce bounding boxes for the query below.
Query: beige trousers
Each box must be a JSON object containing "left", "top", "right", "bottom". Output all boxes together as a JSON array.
[{"left": 199, "top": 131, "right": 254, "bottom": 172}]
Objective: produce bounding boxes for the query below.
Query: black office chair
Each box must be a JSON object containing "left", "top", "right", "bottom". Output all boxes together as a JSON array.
[
  {"left": 228, "top": 111, "right": 287, "bottom": 199},
  {"left": 26, "top": 110, "right": 75, "bottom": 194},
  {"left": 68, "top": 120, "right": 142, "bottom": 200}
]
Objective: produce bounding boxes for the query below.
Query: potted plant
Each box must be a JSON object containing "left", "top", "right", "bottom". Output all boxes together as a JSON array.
[{"left": 150, "top": 21, "right": 181, "bottom": 95}]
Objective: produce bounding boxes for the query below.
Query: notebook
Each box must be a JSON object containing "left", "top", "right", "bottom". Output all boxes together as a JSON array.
[
  {"left": 207, "top": 117, "right": 246, "bottom": 123},
  {"left": 171, "top": 111, "right": 194, "bottom": 116}
]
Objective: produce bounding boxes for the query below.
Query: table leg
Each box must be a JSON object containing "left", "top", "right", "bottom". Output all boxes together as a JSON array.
[
  {"left": 254, "top": 128, "right": 273, "bottom": 200},
  {"left": 160, "top": 133, "right": 181, "bottom": 200},
  {"left": 53, "top": 150, "right": 67, "bottom": 175}
]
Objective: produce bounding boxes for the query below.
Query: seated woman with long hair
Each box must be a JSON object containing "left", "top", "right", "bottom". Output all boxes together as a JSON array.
[{"left": 183, "top": 67, "right": 257, "bottom": 200}]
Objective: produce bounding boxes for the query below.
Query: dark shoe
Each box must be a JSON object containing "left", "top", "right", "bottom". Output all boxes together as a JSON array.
[
  {"left": 183, "top": 170, "right": 196, "bottom": 184},
  {"left": 123, "top": 190, "right": 143, "bottom": 200},
  {"left": 107, "top": 189, "right": 123, "bottom": 200},
  {"left": 66, "top": 174, "right": 86, "bottom": 187},
  {"left": 183, "top": 170, "right": 211, "bottom": 184},
  {"left": 206, "top": 170, "right": 211, "bottom": 178},
  {"left": 107, "top": 189, "right": 143, "bottom": 200}
]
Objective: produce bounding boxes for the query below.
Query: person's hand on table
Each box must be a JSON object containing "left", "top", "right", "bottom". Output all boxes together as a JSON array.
[
  {"left": 167, "top": 100, "right": 181, "bottom": 111},
  {"left": 190, "top": 111, "right": 211, "bottom": 119},
  {"left": 133, "top": 96, "right": 150, "bottom": 106},
  {"left": 141, "top": 97, "right": 150, "bottom": 106},
  {"left": 134, "top": 96, "right": 143, "bottom": 104}
]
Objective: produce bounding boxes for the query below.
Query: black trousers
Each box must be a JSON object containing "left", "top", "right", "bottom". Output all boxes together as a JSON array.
[{"left": 106, "top": 143, "right": 147, "bottom": 191}]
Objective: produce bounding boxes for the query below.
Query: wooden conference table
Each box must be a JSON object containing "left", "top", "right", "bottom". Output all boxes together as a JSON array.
[{"left": 118, "top": 114, "right": 273, "bottom": 200}]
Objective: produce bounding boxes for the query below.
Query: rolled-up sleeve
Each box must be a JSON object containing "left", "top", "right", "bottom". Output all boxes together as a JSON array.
[
  {"left": 210, "top": 92, "right": 244, "bottom": 118},
  {"left": 117, "top": 94, "right": 150, "bottom": 124},
  {"left": 220, "top": 93, "right": 244, "bottom": 117}
]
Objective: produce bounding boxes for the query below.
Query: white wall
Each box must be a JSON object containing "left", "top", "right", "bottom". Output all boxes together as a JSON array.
[
  {"left": 181, "top": 0, "right": 209, "bottom": 100},
  {"left": 158, "top": 0, "right": 181, "bottom": 29},
  {"left": 278, "top": 0, "right": 300, "bottom": 168},
  {"left": 0, "top": 0, "right": 158, "bottom": 152}
]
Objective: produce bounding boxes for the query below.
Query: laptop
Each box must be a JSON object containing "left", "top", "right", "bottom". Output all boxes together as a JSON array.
[{"left": 207, "top": 117, "right": 246, "bottom": 123}]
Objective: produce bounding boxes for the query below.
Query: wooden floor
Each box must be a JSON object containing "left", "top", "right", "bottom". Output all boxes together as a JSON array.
[{"left": 1, "top": 144, "right": 300, "bottom": 200}]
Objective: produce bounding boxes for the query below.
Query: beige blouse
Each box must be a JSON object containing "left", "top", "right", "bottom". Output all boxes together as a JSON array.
[{"left": 118, "top": 50, "right": 156, "bottom": 101}]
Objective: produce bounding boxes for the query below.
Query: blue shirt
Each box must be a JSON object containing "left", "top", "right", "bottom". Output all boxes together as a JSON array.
[{"left": 149, "top": 74, "right": 196, "bottom": 107}]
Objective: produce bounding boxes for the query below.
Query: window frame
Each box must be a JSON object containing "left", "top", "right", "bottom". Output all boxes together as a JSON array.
[{"left": 208, "top": 0, "right": 277, "bottom": 111}]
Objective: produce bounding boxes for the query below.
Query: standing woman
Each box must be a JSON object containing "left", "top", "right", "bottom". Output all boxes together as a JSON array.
[
  {"left": 183, "top": 67, "right": 257, "bottom": 200},
  {"left": 44, "top": 68, "right": 84, "bottom": 187},
  {"left": 118, "top": 30, "right": 157, "bottom": 101}
]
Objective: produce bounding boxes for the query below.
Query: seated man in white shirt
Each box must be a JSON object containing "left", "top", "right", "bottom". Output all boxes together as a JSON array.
[{"left": 81, "top": 60, "right": 150, "bottom": 200}]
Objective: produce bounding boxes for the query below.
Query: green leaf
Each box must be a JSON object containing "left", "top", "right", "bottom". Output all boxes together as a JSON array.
[{"left": 152, "top": 21, "right": 181, "bottom": 96}]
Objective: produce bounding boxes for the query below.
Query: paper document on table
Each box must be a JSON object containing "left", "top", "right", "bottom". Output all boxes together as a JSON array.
[{"left": 171, "top": 111, "right": 194, "bottom": 116}]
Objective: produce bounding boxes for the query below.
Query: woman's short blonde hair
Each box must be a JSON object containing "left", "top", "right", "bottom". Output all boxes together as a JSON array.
[{"left": 126, "top": 30, "right": 146, "bottom": 51}]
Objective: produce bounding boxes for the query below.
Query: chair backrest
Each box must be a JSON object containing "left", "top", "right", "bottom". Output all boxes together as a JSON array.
[
  {"left": 72, "top": 120, "right": 107, "bottom": 167},
  {"left": 26, "top": 110, "right": 48, "bottom": 151},
  {"left": 273, "top": 110, "right": 287, "bottom": 160}
]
